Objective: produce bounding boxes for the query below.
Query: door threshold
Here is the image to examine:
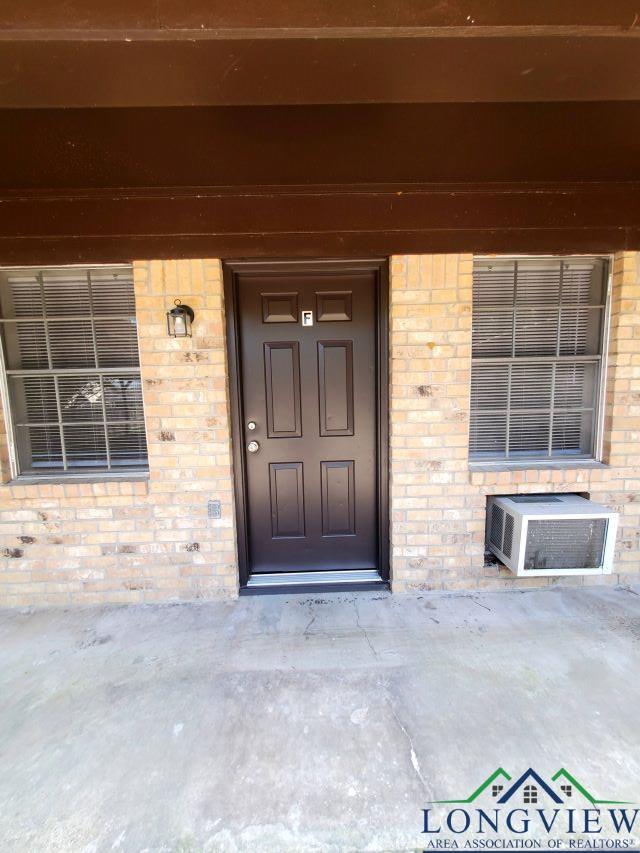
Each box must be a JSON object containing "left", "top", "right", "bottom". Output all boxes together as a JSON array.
[{"left": 241, "top": 569, "right": 388, "bottom": 595}]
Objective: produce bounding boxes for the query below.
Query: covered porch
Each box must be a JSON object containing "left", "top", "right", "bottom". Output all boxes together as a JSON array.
[{"left": 1, "top": 584, "right": 638, "bottom": 849}]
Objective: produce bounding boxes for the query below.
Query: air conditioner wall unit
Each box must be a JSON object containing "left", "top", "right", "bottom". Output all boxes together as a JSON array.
[{"left": 486, "top": 494, "right": 618, "bottom": 577}]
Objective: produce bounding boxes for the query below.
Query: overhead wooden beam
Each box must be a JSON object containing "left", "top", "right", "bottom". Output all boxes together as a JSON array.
[
  {"left": 3, "top": 103, "right": 640, "bottom": 189},
  {"left": 2, "top": 29, "right": 640, "bottom": 107},
  {"left": 2, "top": 94, "right": 639, "bottom": 261},
  {"left": 4, "top": 3, "right": 640, "bottom": 107},
  {"left": 4, "top": 1, "right": 640, "bottom": 30},
  {"left": 0, "top": 182, "right": 638, "bottom": 264}
]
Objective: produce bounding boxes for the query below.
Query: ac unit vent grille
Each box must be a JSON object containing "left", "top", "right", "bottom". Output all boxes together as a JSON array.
[
  {"left": 489, "top": 504, "right": 505, "bottom": 550},
  {"left": 524, "top": 519, "right": 608, "bottom": 570},
  {"left": 503, "top": 514, "right": 514, "bottom": 558},
  {"left": 510, "top": 495, "right": 562, "bottom": 504}
]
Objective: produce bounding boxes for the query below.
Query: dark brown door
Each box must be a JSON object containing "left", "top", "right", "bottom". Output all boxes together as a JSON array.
[{"left": 233, "top": 263, "right": 381, "bottom": 576}]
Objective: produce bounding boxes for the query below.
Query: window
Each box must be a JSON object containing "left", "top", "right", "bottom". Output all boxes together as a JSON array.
[
  {"left": 0, "top": 265, "right": 148, "bottom": 477},
  {"left": 561, "top": 784, "right": 573, "bottom": 797},
  {"left": 469, "top": 257, "right": 608, "bottom": 462},
  {"left": 492, "top": 785, "right": 504, "bottom": 797},
  {"left": 523, "top": 785, "right": 538, "bottom": 804}
]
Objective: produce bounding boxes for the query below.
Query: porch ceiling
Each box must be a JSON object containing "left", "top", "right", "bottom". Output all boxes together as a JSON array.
[
  {"left": 1, "top": 2, "right": 640, "bottom": 260},
  {"left": 2, "top": 2, "right": 640, "bottom": 108},
  {"left": 1, "top": 102, "right": 640, "bottom": 263}
]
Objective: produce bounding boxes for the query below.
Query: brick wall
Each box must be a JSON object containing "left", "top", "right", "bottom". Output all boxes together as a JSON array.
[
  {"left": 389, "top": 252, "right": 640, "bottom": 592},
  {"left": 1, "top": 252, "right": 638, "bottom": 606},
  {"left": 0, "top": 260, "right": 238, "bottom": 606}
]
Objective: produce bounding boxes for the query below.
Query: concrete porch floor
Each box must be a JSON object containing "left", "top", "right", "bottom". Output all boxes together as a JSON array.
[{"left": 0, "top": 585, "right": 639, "bottom": 852}]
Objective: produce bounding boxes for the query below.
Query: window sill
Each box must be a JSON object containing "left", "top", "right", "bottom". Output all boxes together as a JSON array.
[
  {"left": 468, "top": 460, "right": 607, "bottom": 473},
  {"left": 5, "top": 470, "right": 150, "bottom": 487}
]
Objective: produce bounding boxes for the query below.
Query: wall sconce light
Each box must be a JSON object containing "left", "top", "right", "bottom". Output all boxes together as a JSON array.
[{"left": 166, "top": 299, "right": 195, "bottom": 338}]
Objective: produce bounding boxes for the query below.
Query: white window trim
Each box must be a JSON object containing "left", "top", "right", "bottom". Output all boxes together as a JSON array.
[
  {"left": 469, "top": 253, "right": 613, "bottom": 467},
  {"left": 0, "top": 337, "right": 17, "bottom": 478},
  {"left": 594, "top": 259, "right": 613, "bottom": 462}
]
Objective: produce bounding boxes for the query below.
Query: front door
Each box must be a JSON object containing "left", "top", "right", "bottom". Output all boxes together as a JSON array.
[{"left": 227, "top": 261, "right": 385, "bottom": 580}]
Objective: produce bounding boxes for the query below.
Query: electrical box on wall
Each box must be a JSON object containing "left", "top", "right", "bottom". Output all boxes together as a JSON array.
[{"left": 486, "top": 494, "right": 618, "bottom": 577}]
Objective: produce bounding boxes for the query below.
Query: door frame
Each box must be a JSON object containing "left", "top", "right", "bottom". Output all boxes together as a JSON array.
[{"left": 223, "top": 258, "right": 390, "bottom": 589}]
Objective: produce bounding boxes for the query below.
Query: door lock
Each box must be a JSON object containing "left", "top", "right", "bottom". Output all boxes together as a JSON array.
[
  {"left": 247, "top": 421, "right": 257, "bottom": 430},
  {"left": 247, "top": 440, "right": 260, "bottom": 454}
]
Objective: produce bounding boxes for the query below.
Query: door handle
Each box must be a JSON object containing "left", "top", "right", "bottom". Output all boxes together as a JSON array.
[{"left": 247, "top": 440, "right": 260, "bottom": 454}]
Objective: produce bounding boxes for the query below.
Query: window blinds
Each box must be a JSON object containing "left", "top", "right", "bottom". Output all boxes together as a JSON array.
[
  {"left": 0, "top": 266, "right": 148, "bottom": 474},
  {"left": 469, "top": 257, "right": 607, "bottom": 461}
]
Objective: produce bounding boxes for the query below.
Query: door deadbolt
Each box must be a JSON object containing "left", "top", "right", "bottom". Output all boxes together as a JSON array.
[
  {"left": 247, "top": 421, "right": 257, "bottom": 430},
  {"left": 247, "top": 440, "right": 260, "bottom": 454}
]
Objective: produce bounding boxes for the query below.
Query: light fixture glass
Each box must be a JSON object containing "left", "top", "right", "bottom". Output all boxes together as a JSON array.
[{"left": 166, "top": 299, "right": 194, "bottom": 338}]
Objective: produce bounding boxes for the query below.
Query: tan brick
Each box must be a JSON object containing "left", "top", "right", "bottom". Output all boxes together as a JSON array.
[
  {"left": 390, "top": 251, "right": 640, "bottom": 593},
  {"left": 2, "top": 251, "right": 639, "bottom": 606},
  {"left": 0, "top": 259, "right": 238, "bottom": 607}
]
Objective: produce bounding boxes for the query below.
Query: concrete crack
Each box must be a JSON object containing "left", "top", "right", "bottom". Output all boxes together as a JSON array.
[
  {"left": 388, "top": 700, "right": 428, "bottom": 791},
  {"left": 353, "top": 599, "right": 378, "bottom": 659}
]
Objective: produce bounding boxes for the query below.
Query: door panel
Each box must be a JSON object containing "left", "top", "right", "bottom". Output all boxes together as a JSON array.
[
  {"left": 316, "top": 291, "right": 353, "bottom": 322},
  {"left": 262, "top": 292, "right": 298, "bottom": 323},
  {"left": 234, "top": 265, "right": 380, "bottom": 576},
  {"left": 321, "top": 460, "right": 355, "bottom": 536},
  {"left": 264, "top": 341, "right": 302, "bottom": 437},
  {"left": 269, "top": 462, "right": 305, "bottom": 538},
  {"left": 317, "top": 340, "right": 354, "bottom": 436}
]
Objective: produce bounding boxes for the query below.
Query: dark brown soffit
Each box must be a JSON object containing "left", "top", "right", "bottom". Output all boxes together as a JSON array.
[
  {"left": 2, "top": 31, "right": 640, "bottom": 107},
  {"left": 3, "top": 0, "right": 640, "bottom": 108},
  {"left": 0, "top": 183, "right": 639, "bottom": 264}
]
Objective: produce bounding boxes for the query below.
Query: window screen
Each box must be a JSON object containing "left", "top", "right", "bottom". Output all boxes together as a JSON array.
[
  {"left": 0, "top": 266, "right": 148, "bottom": 475},
  {"left": 469, "top": 257, "right": 607, "bottom": 461}
]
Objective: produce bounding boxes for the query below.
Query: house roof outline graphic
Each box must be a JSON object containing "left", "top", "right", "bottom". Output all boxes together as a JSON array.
[
  {"left": 430, "top": 767, "right": 633, "bottom": 806},
  {"left": 497, "top": 768, "right": 563, "bottom": 804},
  {"left": 552, "top": 768, "right": 632, "bottom": 805},
  {"left": 431, "top": 767, "right": 512, "bottom": 804}
]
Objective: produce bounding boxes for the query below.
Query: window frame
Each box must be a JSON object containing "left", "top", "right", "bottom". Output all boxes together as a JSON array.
[
  {"left": 468, "top": 254, "right": 613, "bottom": 468},
  {"left": 0, "top": 263, "right": 149, "bottom": 482}
]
